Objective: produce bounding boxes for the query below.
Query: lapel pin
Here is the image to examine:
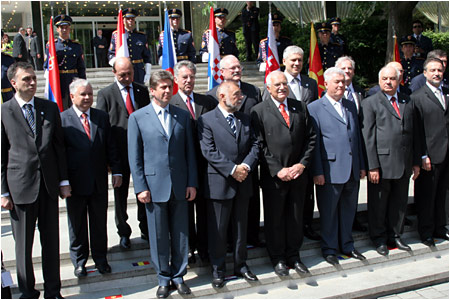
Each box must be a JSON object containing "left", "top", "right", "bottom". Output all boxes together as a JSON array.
[
  {"left": 292, "top": 107, "right": 296, "bottom": 111},
  {"left": 174, "top": 114, "right": 177, "bottom": 118},
  {"left": 305, "top": 84, "right": 309, "bottom": 87}
]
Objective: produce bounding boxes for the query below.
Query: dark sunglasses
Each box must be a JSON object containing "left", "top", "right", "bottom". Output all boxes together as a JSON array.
[{"left": 413, "top": 25, "right": 422, "bottom": 28}]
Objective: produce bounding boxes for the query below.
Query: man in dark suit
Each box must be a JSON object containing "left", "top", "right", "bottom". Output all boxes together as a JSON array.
[
  {"left": 251, "top": 71, "right": 316, "bottom": 276},
  {"left": 308, "top": 68, "right": 367, "bottom": 265},
  {"left": 96, "top": 57, "right": 150, "bottom": 249},
  {"left": 361, "top": 65, "right": 420, "bottom": 256},
  {"left": 30, "top": 32, "right": 43, "bottom": 70},
  {"left": 412, "top": 58, "right": 449, "bottom": 246},
  {"left": 61, "top": 79, "right": 122, "bottom": 277},
  {"left": 206, "top": 54, "right": 263, "bottom": 247},
  {"left": 410, "top": 50, "right": 448, "bottom": 92},
  {"left": 92, "top": 29, "right": 108, "bottom": 67},
  {"left": 198, "top": 81, "right": 260, "bottom": 288},
  {"left": 241, "top": 1, "right": 260, "bottom": 61},
  {"left": 12, "top": 27, "right": 28, "bottom": 62},
  {"left": 367, "top": 62, "right": 412, "bottom": 96},
  {"left": 128, "top": 70, "right": 197, "bottom": 298},
  {"left": 170, "top": 61, "right": 217, "bottom": 264},
  {"left": 412, "top": 20, "right": 433, "bottom": 60},
  {"left": 1, "top": 62, "right": 70, "bottom": 299}
]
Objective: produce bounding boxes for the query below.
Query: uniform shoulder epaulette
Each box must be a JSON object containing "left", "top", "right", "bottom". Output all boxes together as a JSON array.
[{"left": 136, "top": 30, "right": 145, "bottom": 35}]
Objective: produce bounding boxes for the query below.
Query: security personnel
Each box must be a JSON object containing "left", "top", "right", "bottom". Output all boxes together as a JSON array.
[
  {"left": 108, "top": 8, "right": 151, "bottom": 84},
  {"left": 44, "top": 14, "right": 86, "bottom": 110},
  {"left": 241, "top": 1, "right": 260, "bottom": 61},
  {"left": 157, "top": 8, "right": 196, "bottom": 63},
  {"left": 316, "top": 21, "right": 343, "bottom": 71},
  {"left": 400, "top": 35, "right": 423, "bottom": 87},
  {"left": 330, "top": 17, "right": 348, "bottom": 54},
  {"left": 1, "top": 51, "right": 15, "bottom": 102},
  {"left": 200, "top": 8, "right": 239, "bottom": 61},
  {"left": 257, "top": 14, "right": 292, "bottom": 70}
]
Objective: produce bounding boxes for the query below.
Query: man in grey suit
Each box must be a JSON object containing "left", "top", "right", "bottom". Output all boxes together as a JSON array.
[
  {"left": 61, "top": 79, "right": 122, "bottom": 277},
  {"left": 198, "top": 81, "right": 260, "bottom": 288},
  {"left": 308, "top": 68, "right": 367, "bottom": 265},
  {"left": 170, "top": 61, "right": 217, "bottom": 264},
  {"left": 12, "top": 27, "right": 28, "bottom": 62},
  {"left": 128, "top": 70, "right": 197, "bottom": 298},
  {"left": 1, "top": 62, "right": 71, "bottom": 299},
  {"left": 96, "top": 57, "right": 150, "bottom": 249},
  {"left": 30, "top": 31, "right": 43, "bottom": 71},
  {"left": 361, "top": 65, "right": 420, "bottom": 256}
]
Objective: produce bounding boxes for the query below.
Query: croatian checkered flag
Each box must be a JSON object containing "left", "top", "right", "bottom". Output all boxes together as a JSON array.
[{"left": 207, "top": 7, "right": 223, "bottom": 89}]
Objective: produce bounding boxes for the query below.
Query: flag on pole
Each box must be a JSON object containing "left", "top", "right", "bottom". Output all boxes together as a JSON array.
[
  {"left": 264, "top": 13, "right": 280, "bottom": 83},
  {"left": 115, "top": 9, "right": 129, "bottom": 58},
  {"left": 207, "top": 7, "right": 223, "bottom": 90},
  {"left": 392, "top": 35, "right": 404, "bottom": 85},
  {"left": 308, "top": 22, "right": 325, "bottom": 96},
  {"left": 161, "top": 9, "right": 178, "bottom": 94},
  {"left": 44, "top": 17, "right": 63, "bottom": 112}
]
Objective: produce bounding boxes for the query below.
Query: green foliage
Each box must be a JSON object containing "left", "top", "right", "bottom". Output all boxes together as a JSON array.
[
  {"left": 423, "top": 30, "right": 449, "bottom": 52},
  {"left": 202, "top": 1, "right": 216, "bottom": 16},
  {"left": 235, "top": 28, "right": 247, "bottom": 62}
]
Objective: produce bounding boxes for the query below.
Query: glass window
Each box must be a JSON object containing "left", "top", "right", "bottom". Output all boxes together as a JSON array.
[{"left": 1, "top": 12, "right": 23, "bottom": 32}]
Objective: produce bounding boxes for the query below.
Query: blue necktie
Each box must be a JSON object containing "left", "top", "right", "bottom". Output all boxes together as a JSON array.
[
  {"left": 24, "top": 104, "right": 36, "bottom": 135},
  {"left": 226, "top": 114, "right": 236, "bottom": 136}
]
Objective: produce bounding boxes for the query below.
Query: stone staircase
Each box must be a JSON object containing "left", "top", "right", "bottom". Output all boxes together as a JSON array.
[
  {"left": 33, "top": 62, "right": 266, "bottom": 102},
  {"left": 2, "top": 178, "right": 448, "bottom": 299}
]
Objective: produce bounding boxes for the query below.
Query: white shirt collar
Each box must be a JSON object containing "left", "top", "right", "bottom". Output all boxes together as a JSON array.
[
  {"left": 178, "top": 91, "right": 194, "bottom": 102},
  {"left": 426, "top": 81, "right": 442, "bottom": 94},
  {"left": 217, "top": 103, "right": 234, "bottom": 119},
  {"left": 270, "top": 96, "right": 288, "bottom": 110},
  {"left": 15, "top": 96, "right": 35, "bottom": 108},
  {"left": 72, "top": 105, "right": 90, "bottom": 118},
  {"left": 116, "top": 79, "right": 131, "bottom": 91},
  {"left": 347, "top": 82, "right": 354, "bottom": 93},
  {"left": 152, "top": 101, "right": 168, "bottom": 115},
  {"left": 383, "top": 92, "right": 399, "bottom": 102},
  {"left": 325, "top": 94, "right": 343, "bottom": 106},
  {"left": 284, "top": 71, "right": 301, "bottom": 84}
]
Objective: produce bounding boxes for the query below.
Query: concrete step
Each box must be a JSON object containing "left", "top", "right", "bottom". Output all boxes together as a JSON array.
[{"left": 8, "top": 228, "right": 448, "bottom": 299}]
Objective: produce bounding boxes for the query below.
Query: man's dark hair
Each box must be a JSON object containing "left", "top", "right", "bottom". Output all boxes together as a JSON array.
[
  {"left": 412, "top": 20, "right": 423, "bottom": 26},
  {"left": 7, "top": 62, "right": 34, "bottom": 81},
  {"left": 423, "top": 57, "right": 444, "bottom": 71},
  {"left": 149, "top": 70, "right": 173, "bottom": 89},
  {"left": 427, "top": 49, "right": 448, "bottom": 59}
]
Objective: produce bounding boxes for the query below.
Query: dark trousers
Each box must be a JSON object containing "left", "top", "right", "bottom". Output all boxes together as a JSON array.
[
  {"left": 243, "top": 30, "right": 259, "bottom": 60},
  {"left": 114, "top": 170, "right": 148, "bottom": 238},
  {"left": 31, "top": 56, "right": 43, "bottom": 71},
  {"left": 96, "top": 50, "right": 107, "bottom": 67},
  {"left": 303, "top": 172, "right": 315, "bottom": 227},
  {"left": 188, "top": 195, "right": 208, "bottom": 258},
  {"left": 316, "top": 176, "right": 358, "bottom": 255},
  {"left": 368, "top": 172, "right": 410, "bottom": 246},
  {"left": 207, "top": 194, "right": 250, "bottom": 278},
  {"left": 263, "top": 173, "right": 306, "bottom": 266},
  {"left": 146, "top": 196, "right": 188, "bottom": 286},
  {"left": 247, "top": 169, "right": 261, "bottom": 244},
  {"left": 66, "top": 191, "right": 108, "bottom": 268},
  {"left": 10, "top": 180, "right": 61, "bottom": 299},
  {"left": 414, "top": 155, "right": 449, "bottom": 240}
]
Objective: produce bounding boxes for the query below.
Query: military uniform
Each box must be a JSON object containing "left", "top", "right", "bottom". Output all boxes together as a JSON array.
[
  {"left": 257, "top": 37, "right": 292, "bottom": 67},
  {"left": 108, "top": 8, "right": 151, "bottom": 84},
  {"left": 241, "top": 4, "right": 260, "bottom": 61},
  {"left": 199, "top": 8, "right": 239, "bottom": 58},
  {"left": 44, "top": 15, "right": 86, "bottom": 110},
  {"left": 400, "top": 35, "right": 423, "bottom": 87},
  {"left": 330, "top": 17, "right": 348, "bottom": 55},
  {"left": 316, "top": 22, "right": 343, "bottom": 71},
  {"left": 1, "top": 52, "right": 15, "bottom": 102}
]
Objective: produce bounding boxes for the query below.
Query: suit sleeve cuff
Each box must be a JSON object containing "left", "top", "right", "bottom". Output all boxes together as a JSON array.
[
  {"left": 230, "top": 165, "right": 237, "bottom": 176},
  {"left": 59, "top": 180, "right": 70, "bottom": 187},
  {"left": 242, "top": 163, "right": 251, "bottom": 172},
  {"left": 1, "top": 193, "right": 10, "bottom": 197}
]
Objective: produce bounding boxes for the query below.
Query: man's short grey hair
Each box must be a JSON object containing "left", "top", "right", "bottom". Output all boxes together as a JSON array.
[
  {"left": 174, "top": 60, "right": 197, "bottom": 77},
  {"left": 283, "top": 45, "right": 304, "bottom": 60},
  {"left": 427, "top": 49, "right": 447, "bottom": 59},
  {"left": 266, "top": 70, "right": 286, "bottom": 86},
  {"left": 216, "top": 81, "right": 239, "bottom": 99},
  {"left": 219, "top": 55, "right": 239, "bottom": 69},
  {"left": 69, "top": 78, "right": 91, "bottom": 94},
  {"left": 378, "top": 66, "right": 400, "bottom": 81},
  {"left": 149, "top": 70, "right": 174, "bottom": 89},
  {"left": 324, "top": 67, "right": 345, "bottom": 82},
  {"left": 335, "top": 56, "right": 355, "bottom": 70}
]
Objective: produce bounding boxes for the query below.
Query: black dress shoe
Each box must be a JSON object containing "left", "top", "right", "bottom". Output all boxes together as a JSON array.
[
  {"left": 212, "top": 277, "right": 225, "bottom": 288},
  {"left": 274, "top": 262, "right": 289, "bottom": 276},
  {"left": 352, "top": 219, "right": 368, "bottom": 232},
  {"left": 74, "top": 265, "right": 87, "bottom": 278},
  {"left": 304, "top": 225, "right": 321, "bottom": 241},
  {"left": 393, "top": 238, "right": 411, "bottom": 251},
  {"left": 423, "top": 237, "right": 436, "bottom": 247},
  {"left": 141, "top": 233, "right": 149, "bottom": 241},
  {"left": 119, "top": 236, "right": 130, "bottom": 249},
  {"left": 248, "top": 239, "right": 266, "bottom": 248},
  {"left": 324, "top": 254, "right": 339, "bottom": 265},
  {"left": 345, "top": 249, "right": 366, "bottom": 260},
  {"left": 376, "top": 244, "right": 389, "bottom": 256},
  {"left": 96, "top": 263, "right": 112, "bottom": 274},
  {"left": 235, "top": 270, "right": 258, "bottom": 281},
  {"left": 188, "top": 251, "right": 196, "bottom": 265},
  {"left": 293, "top": 261, "right": 310, "bottom": 274},
  {"left": 434, "top": 232, "right": 449, "bottom": 241},
  {"left": 174, "top": 282, "right": 191, "bottom": 295},
  {"left": 156, "top": 286, "right": 170, "bottom": 298},
  {"left": 45, "top": 294, "right": 64, "bottom": 299}
]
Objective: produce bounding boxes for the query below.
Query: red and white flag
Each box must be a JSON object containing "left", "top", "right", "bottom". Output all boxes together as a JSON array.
[
  {"left": 264, "top": 13, "right": 280, "bottom": 83},
  {"left": 207, "top": 7, "right": 222, "bottom": 89},
  {"left": 44, "top": 17, "right": 63, "bottom": 112},
  {"left": 115, "top": 9, "right": 129, "bottom": 58}
]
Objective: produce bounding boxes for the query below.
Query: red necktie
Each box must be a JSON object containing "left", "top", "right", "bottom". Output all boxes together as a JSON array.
[
  {"left": 125, "top": 86, "right": 135, "bottom": 115},
  {"left": 391, "top": 96, "right": 401, "bottom": 118},
  {"left": 279, "top": 103, "right": 290, "bottom": 127},
  {"left": 186, "top": 96, "right": 195, "bottom": 119},
  {"left": 81, "top": 113, "right": 91, "bottom": 140}
]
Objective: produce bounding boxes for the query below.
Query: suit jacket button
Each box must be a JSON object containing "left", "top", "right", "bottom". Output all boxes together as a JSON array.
[{"left": 349, "top": 152, "right": 352, "bottom": 155}]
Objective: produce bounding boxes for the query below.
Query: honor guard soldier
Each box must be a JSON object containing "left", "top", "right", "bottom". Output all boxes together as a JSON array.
[
  {"left": 44, "top": 14, "right": 86, "bottom": 110},
  {"left": 157, "top": 8, "right": 196, "bottom": 64},
  {"left": 316, "top": 22, "right": 343, "bottom": 71},
  {"left": 400, "top": 35, "right": 423, "bottom": 87},
  {"left": 1, "top": 52, "right": 15, "bottom": 102},
  {"left": 200, "top": 8, "right": 239, "bottom": 62},
  {"left": 257, "top": 13, "right": 292, "bottom": 71},
  {"left": 330, "top": 17, "right": 348, "bottom": 54},
  {"left": 108, "top": 8, "right": 152, "bottom": 84},
  {"left": 241, "top": 1, "right": 260, "bottom": 61}
]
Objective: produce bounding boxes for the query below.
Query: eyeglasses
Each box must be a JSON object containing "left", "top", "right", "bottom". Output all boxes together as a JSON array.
[
  {"left": 222, "top": 66, "right": 243, "bottom": 71},
  {"left": 413, "top": 25, "right": 422, "bottom": 28}
]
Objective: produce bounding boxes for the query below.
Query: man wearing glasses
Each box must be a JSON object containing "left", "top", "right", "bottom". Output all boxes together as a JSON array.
[{"left": 412, "top": 20, "right": 433, "bottom": 60}]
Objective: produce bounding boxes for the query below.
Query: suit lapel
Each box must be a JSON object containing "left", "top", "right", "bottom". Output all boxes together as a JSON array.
[
  {"left": 235, "top": 113, "right": 242, "bottom": 140},
  {"left": 287, "top": 100, "right": 297, "bottom": 131},
  {"left": 322, "top": 97, "right": 347, "bottom": 124},
  {"left": 68, "top": 107, "right": 91, "bottom": 142},
  {"left": 266, "top": 98, "right": 289, "bottom": 128},
  {"left": 34, "top": 98, "right": 44, "bottom": 140},
  {"left": 380, "top": 93, "right": 401, "bottom": 120},
  {"left": 300, "top": 75, "right": 312, "bottom": 101},
  {"left": 148, "top": 104, "right": 168, "bottom": 137},
  {"left": 132, "top": 83, "right": 147, "bottom": 109},
  {"left": 11, "top": 97, "right": 34, "bottom": 138},
  {"left": 89, "top": 109, "right": 98, "bottom": 143},
  {"left": 215, "top": 107, "right": 236, "bottom": 138},
  {"left": 193, "top": 93, "right": 203, "bottom": 119},
  {"left": 168, "top": 105, "right": 177, "bottom": 138},
  {"left": 424, "top": 85, "right": 446, "bottom": 111},
  {"left": 112, "top": 83, "right": 128, "bottom": 113}
]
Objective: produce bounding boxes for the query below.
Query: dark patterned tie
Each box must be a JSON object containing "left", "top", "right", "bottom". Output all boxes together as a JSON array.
[
  {"left": 24, "top": 104, "right": 36, "bottom": 135},
  {"left": 81, "top": 113, "right": 91, "bottom": 140},
  {"left": 226, "top": 114, "right": 236, "bottom": 136}
]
